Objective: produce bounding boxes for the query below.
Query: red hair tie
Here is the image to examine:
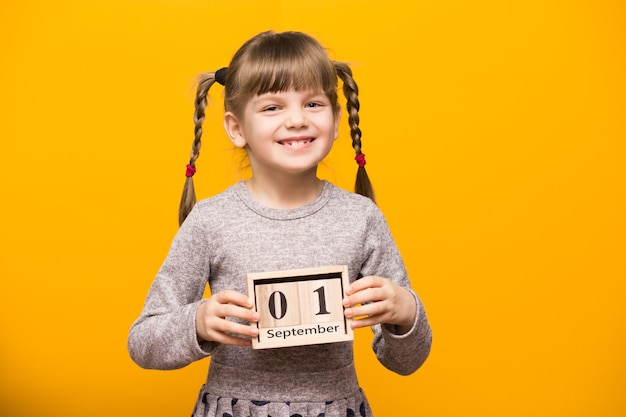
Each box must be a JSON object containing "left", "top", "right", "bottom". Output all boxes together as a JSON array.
[
  {"left": 185, "top": 164, "right": 197, "bottom": 177},
  {"left": 355, "top": 154, "right": 366, "bottom": 167}
]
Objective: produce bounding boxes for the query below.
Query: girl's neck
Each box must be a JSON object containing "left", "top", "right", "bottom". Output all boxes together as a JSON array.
[{"left": 244, "top": 174, "right": 323, "bottom": 209}]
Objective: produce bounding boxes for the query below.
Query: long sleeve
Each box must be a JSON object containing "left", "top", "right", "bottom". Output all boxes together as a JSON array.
[
  {"left": 372, "top": 291, "right": 432, "bottom": 375},
  {"left": 127, "top": 207, "right": 216, "bottom": 370},
  {"left": 360, "top": 204, "right": 433, "bottom": 375}
]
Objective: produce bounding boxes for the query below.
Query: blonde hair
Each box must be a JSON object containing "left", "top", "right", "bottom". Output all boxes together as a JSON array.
[{"left": 179, "top": 31, "right": 374, "bottom": 225}]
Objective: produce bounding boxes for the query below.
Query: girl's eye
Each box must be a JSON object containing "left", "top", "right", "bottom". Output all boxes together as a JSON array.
[
  {"left": 263, "top": 105, "right": 279, "bottom": 112},
  {"left": 306, "top": 102, "right": 323, "bottom": 108}
]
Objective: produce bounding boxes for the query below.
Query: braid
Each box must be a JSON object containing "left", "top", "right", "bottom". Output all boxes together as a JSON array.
[
  {"left": 334, "top": 62, "right": 375, "bottom": 203},
  {"left": 179, "top": 72, "right": 219, "bottom": 225}
]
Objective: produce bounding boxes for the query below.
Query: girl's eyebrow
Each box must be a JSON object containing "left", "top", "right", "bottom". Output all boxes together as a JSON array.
[
  {"left": 250, "top": 91, "right": 329, "bottom": 106},
  {"left": 253, "top": 92, "right": 283, "bottom": 101},
  {"left": 251, "top": 95, "right": 282, "bottom": 106}
]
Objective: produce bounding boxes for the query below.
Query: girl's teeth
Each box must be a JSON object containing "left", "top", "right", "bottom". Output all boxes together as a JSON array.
[{"left": 284, "top": 140, "right": 309, "bottom": 147}]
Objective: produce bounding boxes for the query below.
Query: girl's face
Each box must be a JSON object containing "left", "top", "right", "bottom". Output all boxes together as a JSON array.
[{"left": 224, "top": 89, "right": 340, "bottom": 177}]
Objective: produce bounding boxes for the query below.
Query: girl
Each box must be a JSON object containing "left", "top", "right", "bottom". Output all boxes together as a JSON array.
[{"left": 128, "top": 30, "right": 432, "bottom": 417}]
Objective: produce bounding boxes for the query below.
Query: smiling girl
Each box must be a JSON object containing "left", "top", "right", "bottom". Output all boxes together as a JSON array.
[{"left": 128, "top": 30, "right": 432, "bottom": 417}]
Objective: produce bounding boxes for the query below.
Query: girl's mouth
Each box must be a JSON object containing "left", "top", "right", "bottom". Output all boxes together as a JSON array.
[{"left": 278, "top": 138, "right": 314, "bottom": 149}]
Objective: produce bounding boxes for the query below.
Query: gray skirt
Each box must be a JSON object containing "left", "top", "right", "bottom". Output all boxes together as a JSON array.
[{"left": 192, "top": 388, "right": 372, "bottom": 417}]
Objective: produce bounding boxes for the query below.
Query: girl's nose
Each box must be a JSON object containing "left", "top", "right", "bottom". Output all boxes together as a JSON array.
[{"left": 285, "top": 108, "right": 308, "bottom": 128}]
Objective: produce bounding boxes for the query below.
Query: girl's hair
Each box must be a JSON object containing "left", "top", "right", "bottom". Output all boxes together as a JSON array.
[{"left": 179, "top": 31, "right": 374, "bottom": 225}]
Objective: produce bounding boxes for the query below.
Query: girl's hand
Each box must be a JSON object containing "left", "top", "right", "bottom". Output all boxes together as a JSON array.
[
  {"left": 195, "top": 290, "right": 260, "bottom": 346},
  {"left": 342, "top": 276, "right": 416, "bottom": 334}
]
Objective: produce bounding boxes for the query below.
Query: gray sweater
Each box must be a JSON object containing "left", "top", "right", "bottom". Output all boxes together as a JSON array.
[{"left": 128, "top": 181, "right": 432, "bottom": 411}]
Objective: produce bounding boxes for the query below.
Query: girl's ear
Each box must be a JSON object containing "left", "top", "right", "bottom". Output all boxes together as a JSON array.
[
  {"left": 224, "top": 111, "right": 247, "bottom": 148},
  {"left": 334, "top": 106, "right": 342, "bottom": 140}
]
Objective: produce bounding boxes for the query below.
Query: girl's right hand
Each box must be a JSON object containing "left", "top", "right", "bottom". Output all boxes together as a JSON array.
[{"left": 195, "top": 290, "right": 260, "bottom": 346}]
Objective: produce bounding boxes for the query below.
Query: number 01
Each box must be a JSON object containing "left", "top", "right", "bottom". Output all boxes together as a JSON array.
[{"left": 268, "top": 286, "right": 331, "bottom": 320}]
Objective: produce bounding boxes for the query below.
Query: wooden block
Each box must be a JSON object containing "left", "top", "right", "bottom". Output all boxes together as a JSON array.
[{"left": 247, "top": 265, "right": 354, "bottom": 349}]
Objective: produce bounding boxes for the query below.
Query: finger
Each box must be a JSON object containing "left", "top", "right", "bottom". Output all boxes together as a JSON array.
[
  {"left": 345, "top": 276, "right": 382, "bottom": 295},
  {"left": 345, "top": 299, "right": 387, "bottom": 320},
  {"left": 203, "top": 316, "right": 259, "bottom": 340},
  {"left": 210, "top": 303, "right": 259, "bottom": 324},
  {"left": 214, "top": 290, "right": 254, "bottom": 308},
  {"left": 343, "top": 276, "right": 389, "bottom": 306},
  {"left": 214, "top": 319, "right": 259, "bottom": 338},
  {"left": 343, "top": 287, "right": 388, "bottom": 308},
  {"left": 349, "top": 314, "right": 386, "bottom": 329}
]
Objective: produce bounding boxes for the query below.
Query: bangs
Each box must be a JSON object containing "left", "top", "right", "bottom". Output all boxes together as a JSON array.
[
  {"left": 244, "top": 54, "right": 337, "bottom": 97},
  {"left": 225, "top": 31, "right": 338, "bottom": 112}
]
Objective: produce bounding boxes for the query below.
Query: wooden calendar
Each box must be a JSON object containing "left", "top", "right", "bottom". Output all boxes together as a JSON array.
[{"left": 247, "top": 265, "right": 354, "bottom": 349}]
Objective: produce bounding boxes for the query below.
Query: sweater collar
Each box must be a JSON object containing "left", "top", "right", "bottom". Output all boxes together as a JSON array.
[{"left": 234, "top": 180, "right": 332, "bottom": 220}]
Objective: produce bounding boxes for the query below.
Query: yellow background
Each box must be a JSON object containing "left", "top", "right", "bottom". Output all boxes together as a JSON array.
[{"left": 1, "top": 0, "right": 625, "bottom": 416}]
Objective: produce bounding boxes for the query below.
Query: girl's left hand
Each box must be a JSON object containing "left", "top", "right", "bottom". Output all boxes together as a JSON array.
[{"left": 342, "top": 276, "right": 416, "bottom": 334}]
